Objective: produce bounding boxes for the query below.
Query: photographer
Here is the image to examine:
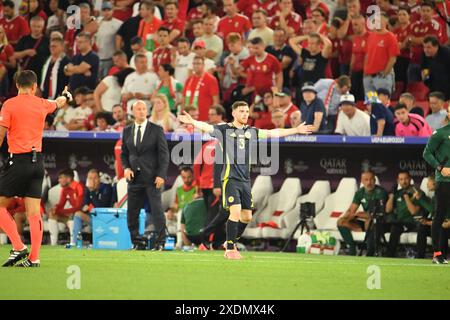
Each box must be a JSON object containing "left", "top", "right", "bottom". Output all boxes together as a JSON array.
[
  {"left": 337, "top": 171, "right": 387, "bottom": 256},
  {"left": 415, "top": 174, "right": 450, "bottom": 259},
  {"left": 385, "top": 171, "right": 421, "bottom": 257}
]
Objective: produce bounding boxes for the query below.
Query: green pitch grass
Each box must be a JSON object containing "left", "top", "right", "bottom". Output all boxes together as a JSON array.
[{"left": 0, "top": 246, "right": 449, "bottom": 300}]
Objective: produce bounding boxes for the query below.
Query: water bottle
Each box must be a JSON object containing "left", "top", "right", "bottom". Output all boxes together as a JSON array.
[{"left": 76, "top": 232, "right": 83, "bottom": 249}]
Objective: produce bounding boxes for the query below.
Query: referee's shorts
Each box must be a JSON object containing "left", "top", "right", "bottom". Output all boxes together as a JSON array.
[
  {"left": 222, "top": 178, "right": 254, "bottom": 211},
  {"left": 0, "top": 152, "right": 44, "bottom": 198}
]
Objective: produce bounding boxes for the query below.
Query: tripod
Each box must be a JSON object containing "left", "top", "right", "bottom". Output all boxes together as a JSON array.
[
  {"left": 358, "top": 213, "right": 387, "bottom": 257},
  {"left": 281, "top": 216, "right": 311, "bottom": 252}
]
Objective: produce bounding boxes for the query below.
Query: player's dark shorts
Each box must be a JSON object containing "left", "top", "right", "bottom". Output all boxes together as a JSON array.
[
  {"left": 0, "top": 152, "right": 44, "bottom": 198},
  {"left": 222, "top": 178, "right": 253, "bottom": 210}
]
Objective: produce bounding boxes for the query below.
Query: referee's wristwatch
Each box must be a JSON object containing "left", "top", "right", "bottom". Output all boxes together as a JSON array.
[{"left": 437, "top": 165, "right": 444, "bottom": 173}]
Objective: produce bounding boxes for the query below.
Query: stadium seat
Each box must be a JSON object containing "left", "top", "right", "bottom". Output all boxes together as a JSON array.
[
  {"left": 314, "top": 178, "right": 358, "bottom": 231},
  {"left": 262, "top": 180, "right": 331, "bottom": 239},
  {"left": 406, "top": 82, "right": 429, "bottom": 101},
  {"left": 243, "top": 177, "right": 302, "bottom": 239},
  {"left": 251, "top": 175, "right": 274, "bottom": 214}
]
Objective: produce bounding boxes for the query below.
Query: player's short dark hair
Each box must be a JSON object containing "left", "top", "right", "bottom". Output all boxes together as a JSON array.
[
  {"left": 112, "top": 104, "right": 122, "bottom": 110},
  {"left": 398, "top": 6, "right": 411, "bottom": 14},
  {"left": 394, "top": 103, "right": 408, "bottom": 111},
  {"left": 423, "top": 35, "right": 439, "bottom": 47},
  {"left": 131, "top": 36, "right": 143, "bottom": 46},
  {"left": 165, "top": 0, "right": 178, "bottom": 8},
  {"left": 192, "top": 19, "right": 204, "bottom": 26},
  {"left": 15, "top": 70, "right": 37, "bottom": 88},
  {"left": 429, "top": 91, "right": 446, "bottom": 101},
  {"left": 232, "top": 101, "right": 249, "bottom": 110},
  {"left": 180, "top": 166, "right": 193, "bottom": 174},
  {"left": 3, "top": 0, "right": 15, "bottom": 9},
  {"left": 250, "top": 37, "right": 265, "bottom": 46},
  {"left": 58, "top": 169, "right": 74, "bottom": 179},
  {"left": 312, "top": 7, "right": 326, "bottom": 18},
  {"left": 158, "top": 26, "right": 171, "bottom": 34},
  {"left": 76, "top": 32, "right": 91, "bottom": 42},
  {"left": 160, "top": 63, "right": 175, "bottom": 76},
  {"left": 377, "top": 88, "right": 391, "bottom": 98}
]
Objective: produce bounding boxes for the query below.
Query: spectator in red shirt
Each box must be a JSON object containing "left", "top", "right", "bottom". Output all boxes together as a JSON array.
[
  {"left": 182, "top": 55, "right": 220, "bottom": 121},
  {"left": 311, "top": 8, "right": 329, "bottom": 35},
  {"left": 269, "top": 0, "right": 302, "bottom": 38},
  {"left": 0, "top": 25, "right": 15, "bottom": 95},
  {"left": 64, "top": 3, "right": 98, "bottom": 58},
  {"left": 393, "top": 7, "right": 412, "bottom": 87},
  {"left": 47, "top": 169, "right": 84, "bottom": 246},
  {"left": 250, "top": 91, "right": 276, "bottom": 129},
  {"left": 350, "top": 15, "right": 368, "bottom": 102},
  {"left": 113, "top": 0, "right": 136, "bottom": 22},
  {"left": 152, "top": 27, "right": 174, "bottom": 73},
  {"left": 22, "top": 0, "right": 48, "bottom": 25},
  {"left": 402, "top": 0, "right": 421, "bottom": 22},
  {"left": 305, "top": 0, "right": 329, "bottom": 21},
  {"left": 376, "top": 0, "right": 399, "bottom": 18},
  {"left": 163, "top": 0, "right": 185, "bottom": 44},
  {"left": 108, "top": 50, "right": 131, "bottom": 76},
  {"left": 394, "top": 103, "right": 433, "bottom": 137},
  {"left": 407, "top": 2, "right": 445, "bottom": 83},
  {"left": 218, "top": 0, "right": 252, "bottom": 51},
  {"left": 237, "top": 0, "right": 279, "bottom": 19},
  {"left": 274, "top": 87, "right": 299, "bottom": 127},
  {"left": 241, "top": 37, "right": 282, "bottom": 99},
  {"left": 363, "top": 13, "right": 400, "bottom": 95},
  {"left": 0, "top": 0, "right": 30, "bottom": 46}
]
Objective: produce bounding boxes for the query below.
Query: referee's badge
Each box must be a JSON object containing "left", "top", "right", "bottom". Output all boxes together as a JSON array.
[
  {"left": 228, "top": 196, "right": 234, "bottom": 203},
  {"left": 244, "top": 131, "right": 252, "bottom": 139}
]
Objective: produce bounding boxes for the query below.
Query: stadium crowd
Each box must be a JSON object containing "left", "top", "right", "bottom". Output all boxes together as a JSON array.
[
  {"left": 1, "top": 0, "right": 450, "bottom": 258},
  {"left": 0, "top": 0, "right": 449, "bottom": 136}
]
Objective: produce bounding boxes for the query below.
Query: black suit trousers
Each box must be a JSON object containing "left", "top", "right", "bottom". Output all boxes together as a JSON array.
[{"left": 127, "top": 172, "right": 166, "bottom": 243}]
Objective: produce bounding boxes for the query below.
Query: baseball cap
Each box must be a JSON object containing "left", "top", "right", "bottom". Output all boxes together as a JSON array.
[
  {"left": 339, "top": 94, "right": 356, "bottom": 106},
  {"left": 193, "top": 40, "right": 206, "bottom": 49},
  {"left": 102, "top": 2, "right": 113, "bottom": 10},
  {"left": 301, "top": 83, "right": 317, "bottom": 94},
  {"left": 274, "top": 88, "right": 291, "bottom": 97}
]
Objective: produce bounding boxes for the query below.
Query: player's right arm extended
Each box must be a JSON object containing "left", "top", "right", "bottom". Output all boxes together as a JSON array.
[{"left": 191, "top": 120, "right": 214, "bottom": 134}]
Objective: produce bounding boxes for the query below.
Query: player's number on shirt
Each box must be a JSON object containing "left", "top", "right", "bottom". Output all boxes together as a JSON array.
[{"left": 239, "top": 139, "right": 245, "bottom": 150}]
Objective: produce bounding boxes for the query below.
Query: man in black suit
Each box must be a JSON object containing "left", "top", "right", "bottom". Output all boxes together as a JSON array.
[{"left": 121, "top": 100, "right": 169, "bottom": 249}]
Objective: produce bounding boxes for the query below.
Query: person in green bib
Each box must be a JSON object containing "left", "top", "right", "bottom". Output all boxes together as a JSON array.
[
  {"left": 181, "top": 198, "right": 208, "bottom": 246},
  {"left": 423, "top": 109, "right": 450, "bottom": 264},
  {"left": 165, "top": 167, "right": 197, "bottom": 236},
  {"left": 337, "top": 170, "right": 387, "bottom": 256},
  {"left": 385, "top": 171, "right": 422, "bottom": 257},
  {"left": 415, "top": 174, "right": 450, "bottom": 259}
]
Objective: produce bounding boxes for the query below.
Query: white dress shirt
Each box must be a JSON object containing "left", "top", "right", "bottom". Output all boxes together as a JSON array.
[{"left": 134, "top": 120, "right": 148, "bottom": 146}]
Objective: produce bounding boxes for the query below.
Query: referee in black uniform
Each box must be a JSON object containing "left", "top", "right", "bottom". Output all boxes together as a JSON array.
[
  {"left": 0, "top": 70, "right": 70, "bottom": 267},
  {"left": 179, "top": 101, "right": 313, "bottom": 260}
]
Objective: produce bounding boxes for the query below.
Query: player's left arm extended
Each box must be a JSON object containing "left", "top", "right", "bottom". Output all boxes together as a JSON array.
[{"left": 261, "top": 122, "right": 314, "bottom": 138}]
